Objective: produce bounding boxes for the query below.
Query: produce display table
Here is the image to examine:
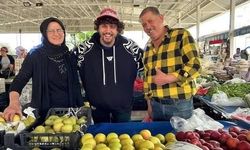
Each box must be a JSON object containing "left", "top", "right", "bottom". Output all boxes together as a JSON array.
[
  {"left": 194, "top": 95, "right": 250, "bottom": 124},
  {"left": 86, "top": 120, "right": 250, "bottom": 136},
  {"left": 195, "top": 95, "right": 238, "bottom": 116}
]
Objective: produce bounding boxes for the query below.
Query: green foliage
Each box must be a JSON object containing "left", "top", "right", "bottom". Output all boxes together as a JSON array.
[
  {"left": 207, "top": 83, "right": 250, "bottom": 98},
  {"left": 66, "top": 31, "right": 95, "bottom": 49}
]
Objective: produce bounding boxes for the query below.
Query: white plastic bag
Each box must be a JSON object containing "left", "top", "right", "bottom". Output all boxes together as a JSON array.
[
  {"left": 170, "top": 108, "right": 224, "bottom": 132},
  {"left": 211, "top": 91, "right": 246, "bottom": 107}
]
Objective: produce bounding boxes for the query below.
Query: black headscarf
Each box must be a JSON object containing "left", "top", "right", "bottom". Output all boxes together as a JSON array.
[{"left": 40, "top": 17, "right": 68, "bottom": 56}]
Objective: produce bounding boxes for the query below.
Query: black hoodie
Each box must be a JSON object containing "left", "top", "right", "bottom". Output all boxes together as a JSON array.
[{"left": 74, "top": 32, "right": 143, "bottom": 112}]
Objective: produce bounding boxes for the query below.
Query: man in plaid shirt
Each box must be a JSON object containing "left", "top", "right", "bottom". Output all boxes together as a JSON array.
[{"left": 139, "top": 7, "right": 201, "bottom": 121}]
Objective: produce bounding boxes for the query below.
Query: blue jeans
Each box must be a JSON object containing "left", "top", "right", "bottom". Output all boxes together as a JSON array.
[
  {"left": 92, "top": 107, "right": 131, "bottom": 123},
  {"left": 151, "top": 97, "right": 193, "bottom": 121}
]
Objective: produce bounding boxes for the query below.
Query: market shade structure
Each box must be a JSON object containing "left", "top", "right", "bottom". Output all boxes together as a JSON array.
[{"left": 0, "top": 0, "right": 248, "bottom": 33}]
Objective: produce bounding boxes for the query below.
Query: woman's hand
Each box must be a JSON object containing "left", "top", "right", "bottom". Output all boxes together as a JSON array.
[{"left": 3, "top": 91, "right": 22, "bottom": 121}]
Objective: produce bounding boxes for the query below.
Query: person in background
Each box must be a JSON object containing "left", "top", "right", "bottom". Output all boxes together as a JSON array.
[
  {"left": 14, "top": 46, "right": 31, "bottom": 106},
  {"left": 2, "top": 17, "right": 83, "bottom": 121},
  {"left": 233, "top": 48, "right": 241, "bottom": 60},
  {"left": 15, "top": 46, "right": 27, "bottom": 75},
  {"left": 139, "top": 7, "right": 201, "bottom": 121},
  {"left": 240, "top": 49, "right": 248, "bottom": 60},
  {"left": 15, "top": 46, "right": 27, "bottom": 59},
  {"left": 244, "top": 67, "right": 250, "bottom": 82},
  {"left": 0, "top": 46, "right": 15, "bottom": 78},
  {"left": 73, "top": 8, "right": 143, "bottom": 123}
]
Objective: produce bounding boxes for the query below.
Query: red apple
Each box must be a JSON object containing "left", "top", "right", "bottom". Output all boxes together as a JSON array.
[
  {"left": 239, "top": 129, "right": 249, "bottom": 135},
  {"left": 246, "top": 132, "right": 250, "bottom": 142},
  {"left": 210, "top": 131, "right": 221, "bottom": 141},
  {"left": 220, "top": 145, "right": 228, "bottom": 150},
  {"left": 197, "top": 130, "right": 205, "bottom": 138},
  {"left": 175, "top": 131, "right": 186, "bottom": 141},
  {"left": 203, "top": 133, "right": 211, "bottom": 141},
  {"left": 220, "top": 133, "right": 232, "bottom": 144},
  {"left": 190, "top": 138, "right": 201, "bottom": 145},
  {"left": 185, "top": 131, "right": 196, "bottom": 139},
  {"left": 203, "top": 142, "right": 214, "bottom": 149},
  {"left": 230, "top": 131, "right": 238, "bottom": 138},
  {"left": 198, "top": 145, "right": 209, "bottom": 150},
  {"left": 226, "top": 137, "right": 239, "bottom": 149},
  {"left": 211, "top": 148, "right": 223, "bottom": 150},
  {"left": 208, "top": 140, "right": 220, "bottom": 148},
  {"left": 204, "top": 130, "right": 213, "bottom": 135},
  {"left": 237, "top": 141, "right": 250, "bottom": 150},
  {"left": 200, "top": 139, "right": 206, "bottom": 144},
  {"left": 194, "top": 132, "right": 200, "bottom": 139},
  {"left": 229, "top": 126, "right": 241, "bottom": 135},
  {"left": 237, "top": 134, "right": 247, "bottom": 141}
]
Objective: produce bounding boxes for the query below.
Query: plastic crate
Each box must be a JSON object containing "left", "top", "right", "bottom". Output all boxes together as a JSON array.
[
  {"left": 19, "top": 107, "right": 91, "bottom": 149},
  {"left": 19, "top": 132, "right": 81, "bottom": 150},
  {"left": 0, "top": 130, "right": 5, "bottom": 147},
  {"left": 3, "top": 108, "right": 40, "bottom": 149}
]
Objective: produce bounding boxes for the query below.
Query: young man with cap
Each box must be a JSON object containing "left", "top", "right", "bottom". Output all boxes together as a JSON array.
[{"left": 74, "top": 8, "right": 143, "bottom": 123}]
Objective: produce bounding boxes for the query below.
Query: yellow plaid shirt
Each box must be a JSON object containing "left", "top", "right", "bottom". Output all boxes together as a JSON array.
[{"left": 143, "top": 26, "right": 201, "bottom": 100}]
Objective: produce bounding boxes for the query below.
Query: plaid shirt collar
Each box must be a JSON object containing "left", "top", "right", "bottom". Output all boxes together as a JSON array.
[{"left": 146, "top": 25, "right": 171, "bottom": 48}]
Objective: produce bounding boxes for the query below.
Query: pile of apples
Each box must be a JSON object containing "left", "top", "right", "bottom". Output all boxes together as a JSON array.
[
  {"left": 31, "top": 114, "right": 87, "bottom": 134},
  {"left": 80, "top": 129, "right": 177, "bottom": 150},
  {"left": 175, "top": 126, "right": 250, "bottom": 150}
]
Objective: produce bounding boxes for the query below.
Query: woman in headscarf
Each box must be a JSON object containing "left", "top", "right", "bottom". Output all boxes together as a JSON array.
[{"left": 2, "top": 17, "right": 83, "bottom": 120}]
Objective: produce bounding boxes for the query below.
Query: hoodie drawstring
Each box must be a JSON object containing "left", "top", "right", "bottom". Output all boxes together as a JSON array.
[
  {"left": 113, "top": 46, "right": 117, "bottom": 84},
  {"left": 102, "top": 49, "right": 106, "bottom": 85},
  {"left": 101, "top": 46, "right": 117, "bottom": 85}
]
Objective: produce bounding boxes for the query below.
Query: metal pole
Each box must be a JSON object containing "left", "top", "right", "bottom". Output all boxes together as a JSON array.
[
  {"left": 19, "top": 29, "right": 22, "bottom": 46},
  {"left": 229, "top": 0, "right": 235, "bottom": 58},
  {"left": 196, "top": 4, "right": 200, "bottom": 43}
]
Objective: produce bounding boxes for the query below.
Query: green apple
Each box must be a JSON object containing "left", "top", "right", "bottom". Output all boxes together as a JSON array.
[
  {"left": 149, "top": 136, "right": 161, "bottom": 144},
  {"left": 53, "top": 118, "right": 63, "bottom": 125},
  {"left": 108, "top": 142, "right": 122, "bottom": 149},
  {"left": 107, "top": 132, "right": 118, "bottom": 143},
  {"left": 61, "top": 124, "right": 73, "bottom": 133},
  {"left": 27, "top": 116, "right": 36, "bottom": 124},
  {"left": 63, "top": 118, "right": 73, "bottom": 125},
  {"left": 131, "top": 134, "right": 143, "bottom": 142},
  {"left": 34, "top": 125, "right": 45, "bottom": 133},
  {"left": 69, "top": 116, "right": 77, "bottom": 125},
  {"left": 138, "top": 140, "right": 154, "bottom": 149},
  {"left": 12, "top": 114, "right": 21, "bottom": 122},
  {"left": 95, "top": 133, "right": 106, "bottom": 144},
  {"left": 81, "top": 133, "right": 94, "bottom": 142},
  {"left": 47, "top": 115, "right": 59, "bottom": 120},
  {"left": 45, "top": 118, "right": 54, "bottom": 126},
  {"left": 109, "top": 138, "right": 120, "bottom": 144},
  {"left": 119, "top": 134, "right": 130, "bottom": 140},
  {"left": 120, "top": 138, "right": 133, "bottom": 146},
  {"left": 155, "top": 133, "right": 165, "bottom": 144},
  {"left": 77, "top": 116, "right": 87, "bottom": 125},
  {"left": 82, "top": 138, "right": 96, "bottom": 148},
  {"left": 53, "top": 122, "right": 64, "bottom": 133},
  {"left": 121, "top": 144, "right": 135, "bottom": 150}
]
